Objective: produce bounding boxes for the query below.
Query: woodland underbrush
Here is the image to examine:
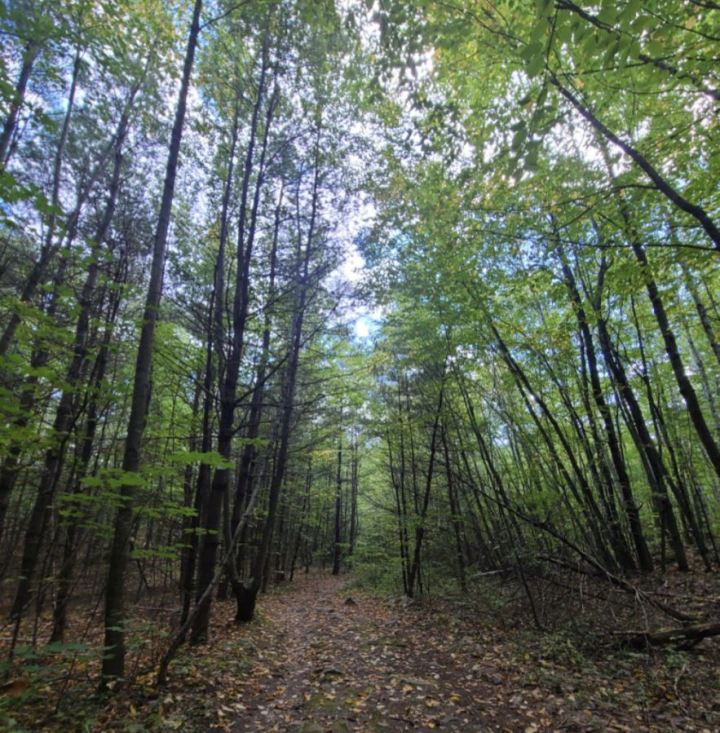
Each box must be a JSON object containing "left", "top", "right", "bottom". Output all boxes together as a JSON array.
[
  {"left": 403, "top": 550, "right": 719, "bottom": 645},
  {"left": 2, "top": 561, "right": 719, "bottom": 731},
  {"left": 396, "top": 557, "right": 720, "bottom": 729},
  {"left": 0, "top": 571, "right": 272, "bottom": 731}
]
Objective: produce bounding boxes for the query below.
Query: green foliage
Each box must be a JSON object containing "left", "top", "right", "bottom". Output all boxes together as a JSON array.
[
  {"left": 1, "top": 2, "right": 719, "bottom": 723},
  {"left": 0, "top": 642, "right": 95, "bottom": 729}
]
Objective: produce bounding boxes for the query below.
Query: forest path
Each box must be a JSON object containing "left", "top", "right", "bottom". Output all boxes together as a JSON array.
[{"left": 223, "top": 572, "right": 538, "bottom": 733}]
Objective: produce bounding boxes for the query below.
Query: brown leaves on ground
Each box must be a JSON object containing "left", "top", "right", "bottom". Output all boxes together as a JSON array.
[
  {"left": 2, "top": 570, "right": 719, "bottom": 731},
  {"left": 210, "top": 572, "right": 719, "bottom": 733}
]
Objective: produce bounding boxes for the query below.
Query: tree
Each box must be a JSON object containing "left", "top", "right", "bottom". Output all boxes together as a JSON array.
[{"left": 101, "top": 0, "right": 202, "bottom": 685}]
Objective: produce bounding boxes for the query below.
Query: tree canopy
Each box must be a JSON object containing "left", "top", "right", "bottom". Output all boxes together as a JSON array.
[{"left": 1, "top": 0, "right": 719, "bottom": 728}]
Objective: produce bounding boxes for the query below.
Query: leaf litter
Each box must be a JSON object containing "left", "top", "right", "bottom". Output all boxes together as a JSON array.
[{"left": 2, "top": 570, "right": 718, "bottom": 731}]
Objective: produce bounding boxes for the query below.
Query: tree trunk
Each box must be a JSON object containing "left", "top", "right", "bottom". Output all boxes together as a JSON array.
[
  {"left": 0, "top": 48, "right": 81, "bottom": 360},
  {"left": 441, "top": 426, "right": 467, "bottom": 592},
  {"left": 630, "top": 240, "right": 720, "bottom": 481},
  {"left": 595, "top": 316, "right": 688, "bottom": 570},
  {"left": 10, "top": 137, "right": 123, "bottom": 628},
  {"left": 348, "top": 437, "right": 358, "bottom": 556},
  {"left": 101, "top": 0, "right": 202, "bottom": 686},
  {"left": 235, "top": 140, "right": 321, "bottom": 623},
  {"left": 0, "top": 40, "right": 39, "bottom": 169},
  {"left": 407, "top": 371, "right": 444, "bottom": 597},
  {"left": 191, "top": 38, "right": 274, "bottom": 643},
  {"left": 228, "top": 185, "right": 282, "bottom": 620},
  {"left": 50, "top": 272, "right": 124, "bottom": 644},
  {"left": 551, "top": 74, "right": 720, "bottom": 251},
  {"left": 558, "top": 250, "right": 653, "bottom": 572},
  {"left": 332, "top": 438, "right": 343, "bottom": 575}
]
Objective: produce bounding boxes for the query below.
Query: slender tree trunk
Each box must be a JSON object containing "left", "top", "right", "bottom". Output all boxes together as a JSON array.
[
  {"left": 387, "top": 428, "right": 410, "bottom": 593},
  {"left": 441, "top": 426, "right": 467, "bottom": 592},
  {"left": 0, "top": 40, "right": 39, "bottom": 170},
  {"left": 491, "top": 324, "right": 615, "bottom": 568},
  {"left": 235, "top": 141, "right": 321, "bottom": 623},
  {"left": 557, "top": 250, "right": 653, "bottom": 572},
  {"left": 101, "top": 0, "right": 202, "bottom": 686},
  {"left": 683, "top": 265, "right": 720, "bottom": 368},
  {"left": 332, "top": 438, "right": 343, "bottom": 575},
  {"left": 0, "top": 57, "right": 146, "bottom": 362},
  {"left": 407, "top": 371, "right": 444, "bottom": 597},
  {"left": 551, "top": 74, "right": 720, "bottom": 251},
  {"left": 191, "top": 40, "right": 275, "bottom": 643},
  {"left": 50, "top": 275, "right": 124, "bottom": 643},
  {"left": 10, "top": 138, "right": 123, "bottom": 629},
  {"left": 348, "top": 437, "right": 358, "bottom": 556},
  {"left": 180, "top": 96, "right": 240, "bottom": 627},
  {"left": 595, "top": 316, "right": 688, "bottom": 570},
  {"left": 228, "top": 185, "right": 282, "bottom": 620},
  {"left": 629, "top": 296, "right": 712, "bottom": 568},
  {"left": 289, "top": 461, "right": 311, "bottom": 581},
  {"left": 0, "top": 48, "right": 82, "bottom": 360},
  {"left": 629, "top": 239, "right": 720, "bottom": 481}
]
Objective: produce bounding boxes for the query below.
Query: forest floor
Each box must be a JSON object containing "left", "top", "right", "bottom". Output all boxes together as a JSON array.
[{"left": 2, "top": 569, "right": 719, "bottom": 731}]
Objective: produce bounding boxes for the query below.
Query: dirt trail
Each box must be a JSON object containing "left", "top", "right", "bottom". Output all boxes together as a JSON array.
[
  {"left": 206, "top": 572, "right": 719, "bottom": 733},
  {"left": 225, "top": 573, "right": 537, "bottom": 733},
  {"left": 6, "top": 570, "right": 716, "bottom": 731}
]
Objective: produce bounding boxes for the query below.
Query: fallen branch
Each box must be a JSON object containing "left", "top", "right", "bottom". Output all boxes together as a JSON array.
[
  {"left": 615, "top": 622, "right": 720, "bottom": 650},
  {"left": 471, "top": 568, "right": 514, "bottom": 578},
  {"left": 450, "top": 469, "right": 699, "bottom": 625},
  {"left": 540, "top": 550, "right": 697, "bottom": 623}
]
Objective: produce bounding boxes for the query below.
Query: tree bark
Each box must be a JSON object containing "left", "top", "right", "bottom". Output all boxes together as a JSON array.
[
  {"left": 557, "top": 249, "right": 653, "bottom": 572},
  {"left": 0, "top": 40, "right": 40, "bottom": 169},
  {"left": 101, "top": 0, "right": 202, "bottom": 686},
  {"left": 10, "top": 136, "right": 123, "bottom": 628},
  {"left": 191, "top": 39, "right": 274, "bottom": 643},
  {"left": 332, "top": 438, "right": 343, "bottom": 575},
  {"left": 551, "top": 74, "right": 720, "bottom": 251},
  {"left": 235, "top": 140, "right": 321, "bottom": 623},
  {"left": 407, "top": 371, "right": 444, "bottom": 597},
  {"left": 0, "top": 48, "right": 81, "bottom": 360},
  {"left": 595, "top": 315, "right": 688, "bottom": 570},
  {"left": 630, "top": 240, "right": 720, "bottom": 481}
]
